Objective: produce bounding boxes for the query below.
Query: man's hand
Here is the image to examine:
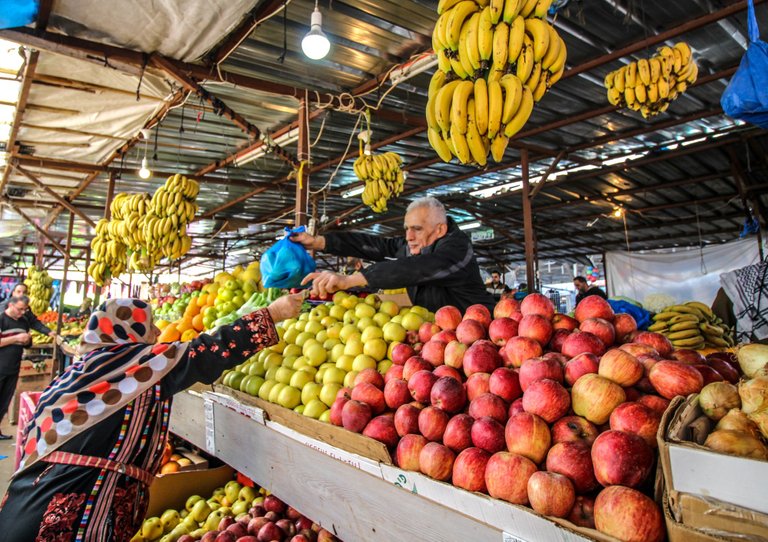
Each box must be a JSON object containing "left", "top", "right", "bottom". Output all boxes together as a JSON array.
[
  {"left": 15, "top": 333, "right": 31, "bottom": 345},
  {"left": 289, "top": 231, "right": 325, "bottom": 251},
  {"left": 301, "top": 271, "right": 368, "bottom": 298},
  {"left": 48, "top": 331, "right": 57, "bottom": 339},
  {"left": 267, "top": 293, "right": 304, "bottom": 323}
]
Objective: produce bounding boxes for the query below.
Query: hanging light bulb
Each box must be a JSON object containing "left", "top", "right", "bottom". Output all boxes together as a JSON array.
[
  {"left": 138, "top": 157, "right": 152, "bottom": 179},
  {"left": 301, "top": 2, "right": 331, "bottom": 60},
  {"left": 613, "top": 207, "right": 624, "bottom": 218}
]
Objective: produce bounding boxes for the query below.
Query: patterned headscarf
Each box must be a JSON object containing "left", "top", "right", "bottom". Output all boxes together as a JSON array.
[{"left": 16, "top": 298, "right": 189, "bottom": 474}]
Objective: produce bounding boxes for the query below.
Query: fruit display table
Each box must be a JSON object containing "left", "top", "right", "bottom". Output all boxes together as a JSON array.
[{"left": 169, "top": 389, "right": 601, "bottom": 542}]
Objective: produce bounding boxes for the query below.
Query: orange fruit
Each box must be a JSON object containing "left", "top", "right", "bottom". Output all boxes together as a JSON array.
[
  {"left": 192, "top": 314, "right": 204, "bottom": 332},
  {"left": 158, "top": 323, "right": 181, "bottom": 343},
  {"left": 181, "top": 329, "right": 198, "bottom": 342},
  {"left": 160, "top": 461, "right": 180, "bottom": 475},
  {"left": 177, "top": 316, "right": 193, "bottom": 333},
  {"left": 196, "top": 294, "right": 209, "bottom": 308}
]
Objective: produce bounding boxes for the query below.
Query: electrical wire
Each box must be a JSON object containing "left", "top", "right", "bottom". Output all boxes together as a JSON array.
[{"left": 309, "top": 110, "right": 363, "bottom": 195}]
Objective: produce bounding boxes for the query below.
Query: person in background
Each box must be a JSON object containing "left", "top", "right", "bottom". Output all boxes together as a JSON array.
[
  {"left": 574, "top": 275, "right": 608, "bottom": 304},
  {"left": 0, "top": 295, "right": 33, "bottom": 439},
  {"left": 486, "top": 270, "right": 506, "bottom": 300},
  {"left": 0, "top": 293, "right": 303, "bottom": 540},
  {"left": 513, "top": 282, "right": 529, "bottom": 302},
  {"left": 344, "top": 257, "right": 364, "bottom": 275},
  {"left": 291, "top": 196, "right": 495, "bottom": 313},
  {"left": 76, "top": 297, "right": 93, "bottom": 319},
  {"left": 0, "top": 282, "right": 57, "bottom": 341}
]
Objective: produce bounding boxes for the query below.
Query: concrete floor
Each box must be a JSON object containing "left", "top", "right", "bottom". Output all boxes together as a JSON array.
[{"left": 0, "top": 417, "right": 19, "bottom": 497}]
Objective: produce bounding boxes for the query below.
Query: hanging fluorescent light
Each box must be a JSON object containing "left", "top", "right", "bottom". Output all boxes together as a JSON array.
[
  {"left": 237, "top": 128, "right": 300, "bottom": 166},
  {"left": 458, "top": 221, "right": 481, "bottom": 231},
  {"left": 301, "top": 2, "right": 331, "bottom": 60},
  {"left": 389, "top": 54, "right": 438, "bottom": 86},
  {"left": 342, "top": 185, "right": 364, "bottom": 198}
]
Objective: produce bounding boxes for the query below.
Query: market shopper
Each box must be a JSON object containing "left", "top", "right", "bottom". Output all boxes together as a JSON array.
[
  {"left": 291, "top": 196, "right": 495, "bottom": 312},
  {"left": 574, "top": 275, "right": 608, "bottom": 304},
  {"left": 0, "top": 282, "right": 57, "bottom": 340},
  {"left": 0, "top": 293, "right": 302, "bottom": 541},
  {"left": 0, "top": 295, "right": 33, "bottom": 439},
  {"left": 486, "top": 270, "right": 506, "bottom": 300}
]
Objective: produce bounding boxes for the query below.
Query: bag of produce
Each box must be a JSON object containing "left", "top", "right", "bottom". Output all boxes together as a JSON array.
[{"left": 260, "top": 226, "right": 316, "bottom": 289}]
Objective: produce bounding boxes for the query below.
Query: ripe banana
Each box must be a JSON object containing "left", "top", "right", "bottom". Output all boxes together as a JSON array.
[
  {"left": 502, "top": 0, "right": 522, "bottom": 23},
  {"left": 487, "top": 79, "right": 503, "bottom": 139},
  {"left": 450, "top": 124, "right": 471, "bottom": 164},
  {"left": 450, "top": 80, "right": 475, "bottom": 134},
  {"left": 499, "top": 74, "right": 523, "bottom": 124},
  {"left": 492, "top": 21, "right": 510, "bottom": 72},
  {"left": 541, "top": 23, "right": 561, "bottom": 70},
  {"left": 507, "top": 15, "right": 526, "bottom": 66},
  {"left": 478, "top": 7, "right": 494, "bottom": 63},
  {"left": 504, "top": 85, "right": 534, "bottom": 137},
  {"left": 490, "top": 133, "right": 509, "bottom": 162},
  {"left": 446, "top": 1, "right": 479, "bottom": 51},
  {"left": 525, "top": 18, "right": 550, "bottom": 62},
  {"left": 474, "top": 77, "right": 490, "bottom": 135},
  {"left": 516, "top": 34, "right": 534, "bottom": 84},
  {"left": 428, "top": 128, "right": 453, "bottom": 162}
]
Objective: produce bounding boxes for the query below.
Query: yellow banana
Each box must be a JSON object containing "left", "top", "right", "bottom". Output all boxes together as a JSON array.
[
  {"left": 437, "top": 0, "right": 465, "bottom": 14},
  {"left": 478, "top": 7, "right": 494, "bottom": 63},
  {"left": 474, "top": 77, "right": 489, "bottom": 135},
  {"left": 525, "top": 18, "right": 550, "bottom": 62},
  {"left": 671, "top": 48, "right": 682, "bottom": 73},
  {"left": 532, "top": 72, "right": 548, "bottom": 102},
  {"left": 507, "top": 15, "right": 526, "bottom": 65},
  {"left": 646, "top": 82, "right": 659, "bottom": 104},
  {"left": 649, "top": 57, "right": 661, "bottom": 83},
  {"left": 446, "top": 1, "right": 479, "bottom": 51},
  {"left": 500, "top": 73, "right": 523, "bottom": 124},
  {"left": 667, "top": 304, "right": 706, "bottom": 318},
  {"left": 685, "top": 61, "right": 698, "bottom": 83},
  {"left": 437, "top": 48, "right": 452, "bottom": 73},
  {"left": 502, "top": 0, "right": 522, "bottom": 23},
  {"left": 464, "top": 12, "right": 482, "bottom": 72},
  {"left": 685, "top": 301, "right": 714, "bottom": 318},
  {"left": 648, "top": 321, "right": 669, "bottom": 332},
  {"left": 504, "top": 85, "right": 533, "bottom": 138},
  {"left": 487, "top": 79, "right": 503, "bottom": 139},
  {"left": 428, "top": 128, "right": 454, "bottom": 162},
  {"left": 519, "top": 0, "right": 539, "bottom": 18},
  {"left": 667, "top": 328, "right": 703, "bottom": 340},
  {"left": 450, "top": 80, "right": 475, "bottom": 134},
  {"left": 541, "top": 23, "right": 561, "bottom": 70},
  {"left": 670, "top": 336, "right": 705, "bottom": 347},
  {"left": 607, "top": 87, "right": 622, "bottom": 106},
  {"left": 674, "top": 42, "right": 692, "bottom": 67},
  {"left": 547, "top": 34, "right": 566, "bottom": 75},
  {"left": 533, "top": 0, "right": 553, "bottom": 18},
  {"left": 658, "top": 76, "right": 670, "bottom": 99},
  {"left": 634, "top": 82, "right": 647, "bottom": 104},
  {"left": 515, "top": 34, "right": 534, "bottom": 84},
  {"left": 637, "top": 58, "right": 650, "bottom": 86},
  {"left": 435, "top": 80, "right": 462, "bottom": 132},
  {"left": 450, "top": 124, "right": 471, "bottom": 164},
  {"left": 525, "top": 61, "right": 542, "bottom": 90},
  {"left": 458, "top": 32, "right": 476, "bottom": 76},
  {"left": 489, "top": 0, "right": 504, "bottom": 24},
  {"left": 659, "top": 55, "right": 672, "bottom": 78},
  {"left": 624, "top": 86, "right": 636, "bottom": 109},
  {"left": 668, "top": 320, "right": 700, "bottom": 332},
  {"left": 624, "top": 61, "right": 637, "bottom": 87},
  {"left": 466, "top": 106, "right": 488, "bottom": 166},
  {"left": 490, "top": 133, "right": 509, "bottom": 162},
  {"left": 429, "top": 70, "right": 448, "bottom": 98},
  {"left": 492, "top": 21, "right": 510, "bottom": 72},
  {"left": 449, "top": 54, "right": 471, "bottom": 79},
  {"left": 614, "top": 66, "right": 626, "bottom": 92},
  {"left": 547, "top": 60, "right": 565, "bottom": 86}
]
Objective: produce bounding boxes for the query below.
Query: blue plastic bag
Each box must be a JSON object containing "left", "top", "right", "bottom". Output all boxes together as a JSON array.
[
  {"left": 607, "top": 299, "right": 653, "bottom": 331},
  {"left": 260, "top": 226, "right": 316, "bottom": 289},
  {"left": 0, "top": 0, "right": 38, "bottom": 29},
  {"left": 721, "top": 0, "right": 768, "bottom": 129}
]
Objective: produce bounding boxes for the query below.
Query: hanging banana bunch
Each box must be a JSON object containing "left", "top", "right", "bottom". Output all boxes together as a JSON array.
[
  {"left": 604, "top": 42, "right": 697, "bottom": 119},
  {"left": 427, "top": 0, "right": 567, "bottom": 165},
  {"left": 88, "top": 219, "right": 127, "bottom": 287},
  {"left": 145, "top": 173, "right": 198, "bottom": 263},
  {"left": 353, "top": 138, "right": 406, "bottom": 213},
  {"left": 23, "top": 265, "right": 54, "bottom": 315}
]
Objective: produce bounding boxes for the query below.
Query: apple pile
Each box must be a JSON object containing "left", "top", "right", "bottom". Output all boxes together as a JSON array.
[
  {"left": 220, "top": 292, "right": 432, "bottom": 420},
  {"left": 326, "top": 294, "right": 745, "bottom": 542},
  {"left": 134, "top": 480, "right": 340, "bottom": 542}
]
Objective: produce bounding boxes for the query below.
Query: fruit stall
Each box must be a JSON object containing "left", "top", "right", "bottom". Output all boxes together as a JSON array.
[{"left": 0, "top": 0, "right": 767, "bottom": 541}]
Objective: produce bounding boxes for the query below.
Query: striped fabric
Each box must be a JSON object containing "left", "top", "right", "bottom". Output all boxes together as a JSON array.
[{"left": 721, "top": 256, "right": 768, "bottom": 341}]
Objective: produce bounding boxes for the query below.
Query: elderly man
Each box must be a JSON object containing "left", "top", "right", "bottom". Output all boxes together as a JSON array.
[
  {"left": 292, "top": 196, "right": 494, "bottom": 313},
  {"left": 0, "top": 282, "right": 56, "bottom": 340},
  {"left": 0, "top": 295, "right": 33, "bottom": 438}
]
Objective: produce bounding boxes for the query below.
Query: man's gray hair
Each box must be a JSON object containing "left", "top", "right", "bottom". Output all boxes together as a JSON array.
[
  {"left": 406, "top": 196, "right": 447, "bottom": 224},
  {"left": 10, "top": 295, "right": 29, "bottom": 305}
]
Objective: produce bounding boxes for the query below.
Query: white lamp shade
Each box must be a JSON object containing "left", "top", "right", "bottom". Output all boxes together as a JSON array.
[
  {"left": 302, "top": 8, "right": 330, "bottom": 60},
  {"left": 138, "top": 157, "right": 151, "bottom": 179}
]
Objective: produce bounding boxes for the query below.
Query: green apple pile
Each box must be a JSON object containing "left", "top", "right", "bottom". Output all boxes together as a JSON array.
[
  {"left": 203, "top": 262, "right": 263, "bottom": 330},
  {"left": 221, "top": 291, "right": 433, "bottom": 420},
  {"left": 154, "top": 291, "right": 198, "bottom": 323}
]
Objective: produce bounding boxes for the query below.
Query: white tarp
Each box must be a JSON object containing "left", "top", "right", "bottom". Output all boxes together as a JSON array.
[{"left": 605, "top": 238, "right": 762, "bottom": 306}]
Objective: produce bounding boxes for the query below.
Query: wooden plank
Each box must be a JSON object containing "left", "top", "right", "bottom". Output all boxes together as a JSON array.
[{"left": 13, "top": 165, "right": 96, "bottom": 227}]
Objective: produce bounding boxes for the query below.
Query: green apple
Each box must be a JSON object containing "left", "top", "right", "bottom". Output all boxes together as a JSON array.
[
  {"left": 190, "top": 528, "right": 207, "bottom": 539},
  {"left": 301, "top": 382, "right": 322, "bottom": 405},
  {"left": 382, "top": 322, "right": 406, "bottom": 343},
  {"left": 179, "top": 509, "right": 189, "bottom": 519},
  {"left": 323, "top": 338, "right": 340, "bottom": 351},
  {"left": 319, "top": 383, "right": 342, "bottom": 407},
  {"left": 208, "top": 500, "right": 221, "bottom": 511},
  {"left": 268, "top": 382, "right": 287, "bottom": 403},
  {"left": 275, "top": 367, "right": 295, "bottom": 385},
  {"left": 319, "top": 409, "right": 332, "bottom": 423},
  {"left": 336, "top": 355, "right": 354, "bottom": 372},
  {"left": 355, "top": 303, "right": 376, "bottom": 319},
  {"left": 239, "top": 375, "right": 254, "bottom": 393},
  {"left": 258, "top": 379, "right": 278, "bottom": 401},
  {"left": 248, "top": 360, "right": 266, "bottom": 377},
  {"left": 190, "top": 499, "right": 212, "bottom": 522},
  {"left": 282, "top": 356, "right": 297, "bottom": 369},
  {"left": 330, "top": 343, "right": 345, "bottom": 362},
  {"left": 277, "top": 385, "right": 302, "bottom": 409},
  {"left": 322, "top": 367, "right": 346, "bottom": 385},
  {"left": 332, "top": 291, "right": 349, "bottom": 304},
  {"left": 298, "top": 365, "right": 318, "bottom": 378},
  {"left": 295, "top": 331, "right": 314, "bottom": 347},
  {"left": 226, "top": 371, "right": 246, "bottom": 390},
  {"left": 344, "top": 339, "right": 364, "bottom": 358},
  {"left": 373, "top": 312, "right": 391, "bottom": 327},
  {"left": 270, "top": 340, "right": 286, "bottom": 354},
  {"left": 329, "top": 305, "right": 346, "bottom": 320},
  {"left": 410, "top": 305, "right": 430, "bottom": 318},
  {"left": 294, "top": 404, "right": 305, "bottom": 414},
  {"left": 343, "top": 311, "right": 359, "bottom": 325},
  {"left": 304, "top": 343, "right": 327, "bottom": 366},
  {"left": 293, "top": 320, "right": 306, "bottom": 332},
  {"left": 401, "top": 312, "right": 424, "bottom": 331},
  {"left": 391, "top": 315, "right": 403, "bottom": 324},
  {"left": 315, "top": 365, "right": 328, "bottom": 384},
  {"left": 303, "top": 399, "right": 328, "bottom": 419},
  {"left": 264, "top": 366, "right": 279, "bottom": 381},
  {"left": 263, "top": 352, "right": 283, "bottom": 369},
  {"left": 315, "top": 330, "right": 329, "bottom": 344},
  {"left": 356, "top": 317, "right": 375, "bottom": 332},
  {"left": 320, "top": 316, "right": 338, "bottom": 327},
  {"left": 203, "top": 509, "right": 227, "bottom": 531},
  {"left": 305, "top": 320, "right": 324, "bottom": 335},
  {"left": 298, "top": 312, "right": 309, "bottom": 321},
  {"left": 290, "top": 370, "right": 313, "bottom": 389},
  {"left": 362, "top": 326, "right": 384, "bottom": 342},
  {"left": 293, "top": 356, "right": 310, "bottom": 370},
  {"left": 378, "top": 360, "right": 393, "bottom": 374},
  {"left": 185, "top": 495, "right": 203, "bottom": 512},
  {"left": 211, "top": 487, "right": 225, "bottom": 503},
  {"left": 283, "top": 344, "right": 302, "bottom": 358},
  {"left": 343, "top": 370, "right": 358, "bottom": 388},
  {"left": 339, "top": 324, "right": 359, "bottom": 343},
  {"left": 363, "top": 338, "right": 387, "bottom": 361},
  {"left": 141, "top": 517, "right": 164, "bottom": 540},
  {"left": 352, "top": 354, "right": 377, "bottom": 372},
  {"left": 231, "top": 500, "right": 248, "bottom": 516},
  {"left": 224, "top": 481, "right": 242, "bottom": 502},
  {"left": 340, "top": 295, "right": 359, "bottom": 309},
  {"left": 283, "top": 327, "right": 300, "bottom": 344},
  {"left": 239, "top": 486, "right": 257, "bottom": 503},
  {"left": 244, "top": 376, "right": 264, "bottom": 396}
]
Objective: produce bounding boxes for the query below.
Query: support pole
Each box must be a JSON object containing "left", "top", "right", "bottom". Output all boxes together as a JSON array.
[
  {"left": 55, "top": 211, "right": 75, "bottom": 375},
  {"left": 84, "top": 246, "right": 91, "bottom": 301},
  {"left": 104, "top": 171, "right": 116, "bottom": 220},
  {"left": 295, "top": 98, "right": 310, "bottom": 227},
  {"left": 521, "top": 149, "right": 536, "bottom": 292}
]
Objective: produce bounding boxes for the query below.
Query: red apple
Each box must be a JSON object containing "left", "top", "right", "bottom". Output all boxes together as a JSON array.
[
  {"left": 341, "top": 400, "right": 372, "bottom": 433},
  {"left": 452, "top": 447, "right": 491, "bottom": 493},
  {"left": 468, "top": 393, "right": 508, "bottom": 424},
  {"left": 463, "top": 304, "right": 492, "bottom": 328},
  {"left": 693, "top": 364, "right": 724, "bottom": 385},
  {"left": 567, "top": 495, "right": 596, "bottom": 529},
  {"left": 421, "top": 340, "right": 447, "bottom": 367},
  {"left": 613, "top": 313, "right": 638, "bottom": 342},
  {"left": 489, "top": 367, "right": 523, "bottom": 403},
  {"left": 619, "top": 342, "right": 660, "bottom": 358},
  {"left": 591, "top": 430, "right": 654, "bottom": 488},
  {"left": 354, "top": 368, "right": 385, "bottom": 390},
  {"left": 594, "top": 486, "right": 664, "bottom": 542},
  {"left": 403, "top": 356, "right": 431, "bottom": 380},
  {"left": 456, "top": 319, "right": 486, "bottom": 345},
  {"left": 465, "top": 372, "right": 491, "bottom": 401},
  {"left": 561, "top": 331, "right": 606, "bottom": 359},
  {"left": 419, "top": 322, "right": 441, "bottom": 343},
  {"left": 363, "top": 415, "right": 399, "bottom": 448},
  {"left": 527, "top": 471, "right": 576, "bottom": 518},
  {"left": 201, "top": 534, "right": 220, "bottom": 542},
  {"left": 219, "top": 517, "right": 236, "bottom": 532},
  {"left": 263, "top": 495, "right": 286, "bottom": 514},
  {"left": 564, "top": 353, "right": 600, "bottom": 386},
  {"left": 290, "top": 534, "right": 311, "bottom": 542},
  {"left": 248, "top": 518, "right": 270, "bottom": 536},
  {"left": 394, "top": 403, "right": 421, "bottom": 436},
  {"left": 549, "top": 328, "right": 571, "bottom": 353},
  {"left": 488, "top": 317, "right": 519, "bottom": 346},
  {"left": 518, "top": 314, "right": 554, "bottom": 346},
  {"left": 408, "top": 370, "right": 438, "bottom": 403},
  {"left": 545, "top": 441, "right": 599, "bottom": 494},
  {"left": 384, "top": 364, "right": 404, "bottom": 383},
  {"left": 384, "top": 378, "right": 411, "bottom": 410},
  {"left": 443, "top": 340, "right": 468, "bottom": 369},
  {"left": 579, "top": 318, "right": 615, "bottom": 347},
  {"left": 552, "top": 313, "right": 579, "bottom": 331},
  {"left": 598, "top": 348, "right": 643, "bottom": 387},
  {"left": 435, "top": 305, "right": 462, "bottom": 331},
  {"left": 609, "top": 401, "right": 660, "bottom": 448},
  {"left": 493, "top": 297, "right": 520, "bottom": 319},
  {"left": 329, "top": 397, "right": 348, "bottom": 426},
  {"left": 395, "top": 433, "right": 428, "bottom": 470},
  {"left": 471, "top": 416, "right": 506, "bottom": 453},
  {"left": 432, "top": 330, "right": 457, "bottom": 343},
  {"left": 670, "top": 348, "right": 706, "bottom": 365},
  {"left": 257, "top": 522, "right": 283, "bottom": 542},
  {"left": 508, "top": 398, "right": 525, "bottom": 417},
  {"left": 520, "top": 357, "right": 564, "bottom": 391},
  {"left": 633, "top": 331, "right": 673, "bottom": 357},
  {"left": 707, "top": 357, "right": 740, "bottom": 384},
  {"left": 543, "top": 351, "right": 568, "bottom": 366},
  {"left": 390, "top": 342, "right": 415, "bottom": 365},
  {"left": 510, "top": 311, "right": 523, "bottom": 322},
  {"left": 649, "top": 360, "right": 704, "bottom": 399},
  {"left": 316, "top": 529, "right": 336, "bottom": 542},
  {"left": 504, "top": 412, "right": 551, "bottom": 464},
  {"left": 418, "top": 406, "right": 450, "bottom": 442},
  {"left": 636, "top": 354, "right": 660, "bottom": 375},
  {"left": 462, "top": 341, "right": 502, "bottom": 376},
  {"left": 430, "top": 376, "right": 467, "bottom": 413},
  {"left": 275, "top": 519, "right": 296, "bottom": 538},
  {"left": 443, "top": 414, "right": 474, "bottom": 453},
  {"left": 574, "top": 296, "right": 614, "bottom": 323},
  {"left": 522, "top": 379, "right": 571, "bottom": 423},
  {"left": 433, "top": 364, "right": 462, "bottom": 381},
  {"left": 551, "top": 416, "right": 599, "bottom": 446},
  {"left": 502, "top": 336, "right": 543, "bottom": 368},
  {"left": 336, "top": 386, "right": 352, "bottom": 401},
  {"left": 571, "top": 374, "right": 626, "bottom": 425},
  {"left": 484, "top": 451, "right": 537, "bottom": 504},
  {"left": 351, "top": 382, "right": 386, "bottom": 414},
  {"left": 637, "top": 394, "right": 670, "bottom": 416},
  {"left": 624, "top": 386, "right": 642, "bottom": 401},
  {"left": 521, "top": 293, "right": 555, "bottom": 320},
  {"left": 419, "top": 442, "right": 455, "bottom": 481}
]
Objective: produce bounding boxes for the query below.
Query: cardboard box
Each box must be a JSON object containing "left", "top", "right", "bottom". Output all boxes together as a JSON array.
[
  {"left": 670, "top": 491, "right": 768, "bottom": 541},
  {"left": 172, "top": 447, "right": 210, "bottom": 472},
  {"left": 658, "top": 394, "right": 768, "bottom": 515},
  {"left": 378, "top": 292, "right": 411, "bottom": 307},
  {"left": 212, "top": 385, "right": 392, "bottom": 464},
  {"left": 663, "top": 490, "right": 730, "bottom": 542},
  {"left": 146, "top": 464, "right": 234, "bottom": 518}
]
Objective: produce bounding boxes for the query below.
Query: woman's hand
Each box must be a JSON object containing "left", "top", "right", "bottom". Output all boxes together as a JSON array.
[{"left": 267, "top": 293, "right": 304, "bottom": 322}]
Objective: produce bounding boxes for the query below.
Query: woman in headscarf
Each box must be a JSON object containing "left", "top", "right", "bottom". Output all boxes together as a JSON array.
[{"left": 0, "top": 293, "right": 302, "bottom": 541}]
